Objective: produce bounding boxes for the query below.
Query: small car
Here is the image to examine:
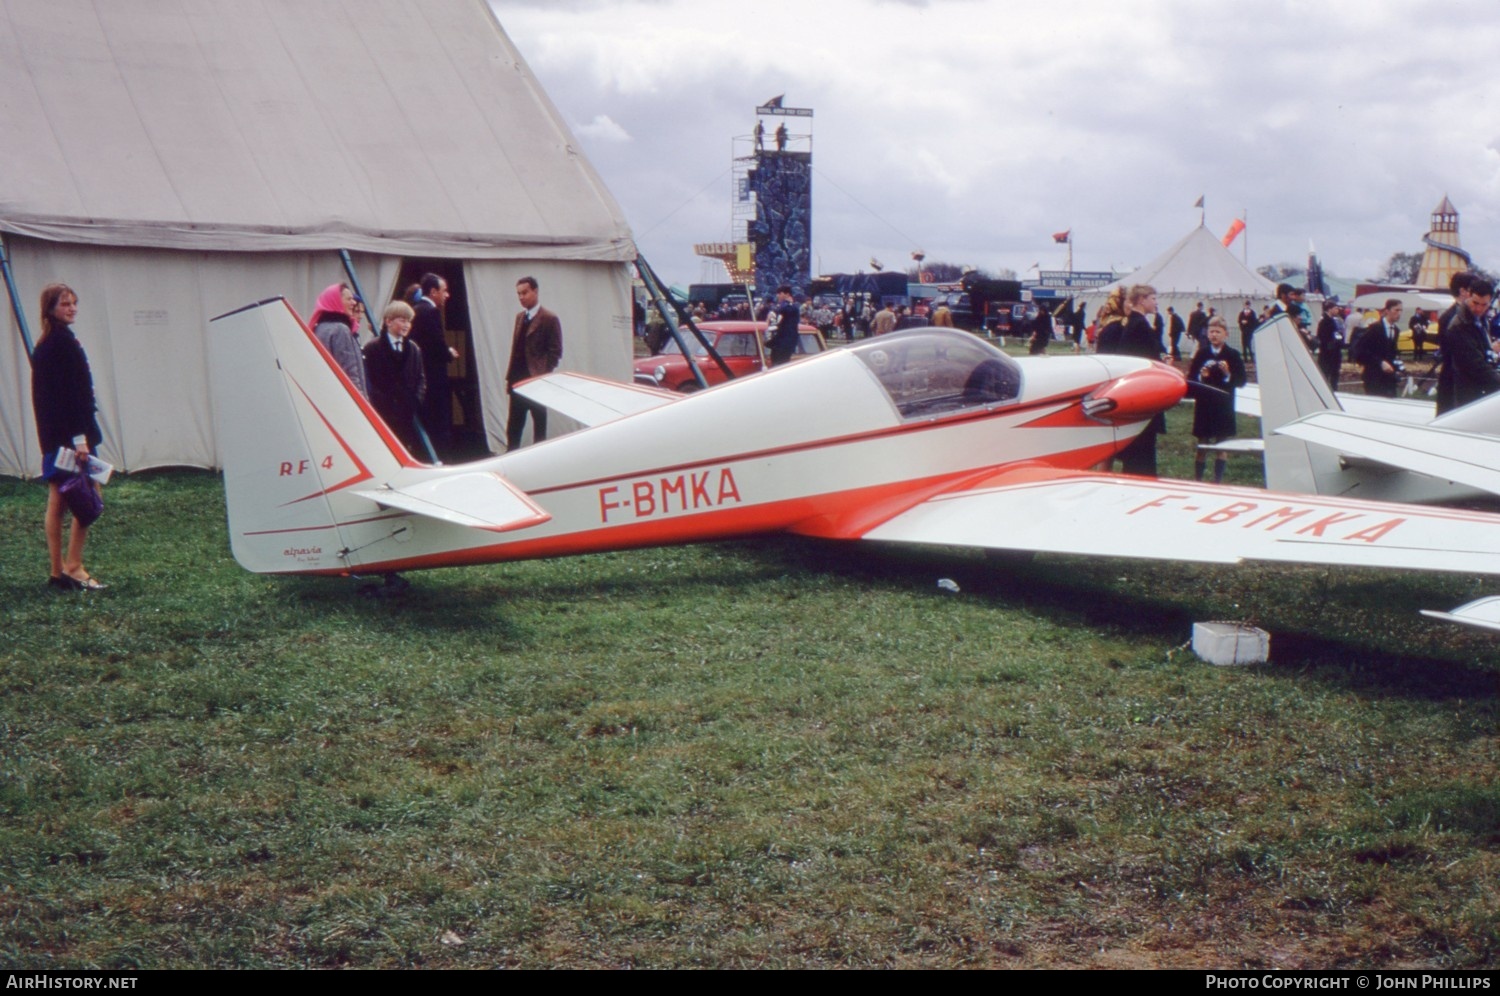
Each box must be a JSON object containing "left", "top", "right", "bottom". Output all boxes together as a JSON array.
[{"left": 634, "top": 321, "right": 827, "bottom": 392}]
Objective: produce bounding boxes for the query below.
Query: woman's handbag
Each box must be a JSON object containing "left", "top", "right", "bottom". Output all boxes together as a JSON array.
[{"left": 58, "top": 469, "right": 103, "bottom": 527}]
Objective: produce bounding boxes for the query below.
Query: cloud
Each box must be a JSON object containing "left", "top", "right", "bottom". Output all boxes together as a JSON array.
[
  {"left": 573, "top": 114, "right": 632, "bottom": 143},
  {"left": 494, "top": 0, "right": 1500, "bottom": 284}
]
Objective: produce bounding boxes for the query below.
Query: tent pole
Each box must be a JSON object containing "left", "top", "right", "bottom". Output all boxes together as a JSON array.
[
  {"left": 635, "top": 254, "right": 734, "bottom": 387},
  {"left": 339, "top": 249, "right": 441, "bottom": 465},
  {"left": 338, "top": 249, "right": 375, "bottom": 330},
  {"left": 0, "top": 235, "right": 35, "bottom": 360}
]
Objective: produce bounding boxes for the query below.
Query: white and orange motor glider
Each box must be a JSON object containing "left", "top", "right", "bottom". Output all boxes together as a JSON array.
[{"left": 209, "top": 298, "right": 1500, "bottom": 620}]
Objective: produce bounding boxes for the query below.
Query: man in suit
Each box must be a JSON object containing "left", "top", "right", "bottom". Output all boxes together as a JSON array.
[
  {"left": 1186, "top": 301, "right": 1208, "bottom": 349},
  {"left": 1314, "top": 301, "right": 1347, "bottom": 390},
  {"left": 1351, "top": 299, "right": 1403, "bottom": 398},
  {"left": 363, "top": 301, "right": 427, "bottom": 456},
  {"left": 506, "top": 275, "right": 563, "bottom": 450},
  {"left": 1437, "top": 271, "right": 1475, "bottom": 340},
  {"left": 1237, "top": 300, "right": 1259, "bottom": 362},
  {"left": 411, "top": 273, "right": 459, "bottom": 456},
  {"left": 1437, "top": 277, "right": 1500, "bottom": 414},
  {"left": 1166, "top": 306, "right": 1186, "bottom": 361}
]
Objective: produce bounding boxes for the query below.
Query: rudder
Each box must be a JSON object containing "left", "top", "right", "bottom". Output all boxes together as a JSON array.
[
  {"left": 209, "top": 298, "right": 411, "bottom": 573},
  {"left": 1254, "top": 314, "right": 1346, "bottom": 494}
]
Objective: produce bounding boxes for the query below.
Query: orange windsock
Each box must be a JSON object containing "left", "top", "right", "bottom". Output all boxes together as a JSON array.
[{"left": 1222, "top": 218, "right": 1246, "bottom": 247}]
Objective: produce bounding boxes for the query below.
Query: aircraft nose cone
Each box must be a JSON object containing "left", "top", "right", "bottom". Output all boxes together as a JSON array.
[{"left": 1082, "top": 363, "right": 1187, "bottom": 424}]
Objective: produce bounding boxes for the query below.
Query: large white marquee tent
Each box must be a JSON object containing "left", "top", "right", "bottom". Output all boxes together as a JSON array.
[
  {"left": 0, "top": 0, "right": 636, "bottom": 476},
  {"left": 1083, "top": 224, "right": 1277, "bottom": 324}
]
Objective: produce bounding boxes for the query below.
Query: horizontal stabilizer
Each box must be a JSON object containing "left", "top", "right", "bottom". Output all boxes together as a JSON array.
[
  {"left": 353, "top": 472, "right": 551, "bottom": 532},
  {"left": 514, "top": 372, "right": 678, "bottom": 428},
  {"left": 1236, "top": 383, "right": 1434, "bottom": 424},
  {"left": 1200, "top": 438, "right": 1263, "bottom": 454},
  {"left": 1275, "top": 412, "right": 1500, "bottom": 496},
  {"left": 861, "top": 470, "right": 1500, "bottom": 576},
  {"left": 1235, "top": 384, "right": 1261, "bottom": 419},
  {"left": 1420, "top": 596, "right": 1500, "bottom": 634}
]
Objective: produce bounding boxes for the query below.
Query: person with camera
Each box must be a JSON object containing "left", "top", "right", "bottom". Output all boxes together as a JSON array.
[{"left": 1188, "top": 315, "right": 1247, "bottom": 483}]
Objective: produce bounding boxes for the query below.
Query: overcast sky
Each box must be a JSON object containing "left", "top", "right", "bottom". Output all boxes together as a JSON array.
[{"left": 493, "top": 0, "right": 1500, "bottom": 288}]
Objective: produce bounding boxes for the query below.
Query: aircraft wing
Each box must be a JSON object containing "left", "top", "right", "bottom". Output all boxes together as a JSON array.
[
  {"left": 1235, "top": 384, "right": 1261, "bottom": 418},
  {"left": 1274, "top": 412, "right": 1500, "bottom": 497},
  {"left": 352, "top": 472, "right": 551, "bottom": 532},
  {"left": 1331, "top": 393, "right": 1434, "bottom": 424},
  {"left": 860, "top": 469, "right": 1500, "bottom": 576},
  {"left": 514, "top": 372, "right": 679, "bottom": 428},
  {"left": 1200, "top": 438, "right": 1263, "bottom": 454},
  {"left": 1236, "top": 383, "right": 1434, "bottom": 424}
]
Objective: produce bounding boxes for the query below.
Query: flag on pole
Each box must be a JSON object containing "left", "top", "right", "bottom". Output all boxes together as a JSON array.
[
  {"left": 1052, "top": 229, "right": 1071, "bottom": 244},
  {"left": 1222, "top": 218, "right": 1246, "bottom": 247},
  {"left": 1193, "top": 195, "right": 1205, "bottom": 209}
]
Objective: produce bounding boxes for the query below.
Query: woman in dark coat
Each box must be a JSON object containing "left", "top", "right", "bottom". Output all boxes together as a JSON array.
[
  {"left": 1187, "top": 315, "right": 1247, "bottom": 482},
  {"left": 31, "top": 283, "right": 106, "bottom": 590}
]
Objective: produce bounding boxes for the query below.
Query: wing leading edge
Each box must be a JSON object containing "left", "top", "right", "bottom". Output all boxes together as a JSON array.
[{"left": 861, "top": 469, "right": 1500, "bottom": 576}]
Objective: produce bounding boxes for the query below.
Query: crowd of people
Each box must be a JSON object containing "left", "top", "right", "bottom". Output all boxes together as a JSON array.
[
  {"left": 674, "top": 291, "right": 1094, "bottom": 350},
  {"left": 678, "top": 293, "right": 926, "bottom": 342},
  {"left": 305, "top": 273, "right": 563, "bottom": 460},
  {"left": 1256, "top": 272, "right": 1500, "bottom": 413}
]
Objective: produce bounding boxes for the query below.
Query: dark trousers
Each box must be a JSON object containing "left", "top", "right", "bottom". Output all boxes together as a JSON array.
[
  {"left": 1363, "top": 370, "right": 1400, "bottom": 398},
  {"left": 421, "top": 370, "right": 452, "bottom": 454},
  {"left": 506, "top": 392, "right": 547, "bottom": 450},
  {"left": 1318, "top": 355, "right": 1341, "bottom": 390},
  {"left": 1118, "top": 418, "right": 1162, "bottom": 478}
]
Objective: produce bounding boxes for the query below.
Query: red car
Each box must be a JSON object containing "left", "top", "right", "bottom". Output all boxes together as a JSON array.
[{"left": 634, "top": 321, "right": 827, "bottom": 392}]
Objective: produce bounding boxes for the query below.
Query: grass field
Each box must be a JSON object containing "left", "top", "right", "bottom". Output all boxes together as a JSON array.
[{"left": 1, "top": 405, "right": 1496, "bottom": 969}]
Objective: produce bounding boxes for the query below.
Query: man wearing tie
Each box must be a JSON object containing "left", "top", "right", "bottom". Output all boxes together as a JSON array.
[
  {"left": 505, "top": 276, "right": 563, "bottom": 450},
  {"left": 1351, "top": 298, "right": 1404, "bottom": 398},
  {"left": 362, "top": 301, "right": 427, "bottom": 454}
]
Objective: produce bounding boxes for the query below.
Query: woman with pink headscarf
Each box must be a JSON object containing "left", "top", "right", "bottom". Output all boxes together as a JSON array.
[{"left": 310, "top": 283, "right": 368, "bottom": 397}]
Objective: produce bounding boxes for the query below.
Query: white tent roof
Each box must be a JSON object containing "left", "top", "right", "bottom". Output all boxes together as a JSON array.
[
  {"left": 0, "top": 0, "right": 634, "bottom": 261},
  {"left": 1101, "top": 224, "right": 1276, "bottom": 299}
]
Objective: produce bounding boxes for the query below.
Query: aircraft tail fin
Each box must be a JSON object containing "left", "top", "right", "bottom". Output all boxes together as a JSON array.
[
  {"left": 209, "top": 298, "right": 416, "bottom": 574},
  {"left": 1254, "top": 314, "right": 1346, "bottom": 494}
]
